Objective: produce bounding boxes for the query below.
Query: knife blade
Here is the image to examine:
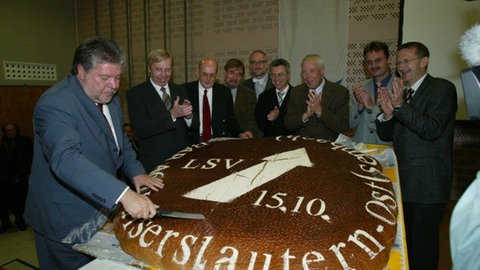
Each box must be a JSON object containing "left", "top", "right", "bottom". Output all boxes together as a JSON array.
[{"left": 156, "top": 209, "right": 205, "bottom": 220}]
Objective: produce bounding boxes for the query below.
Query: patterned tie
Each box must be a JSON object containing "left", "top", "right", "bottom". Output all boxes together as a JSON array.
[
  {"left": 202, "top": 89, "right": 212, "bottom": 142},
  {"left": 277, "top": 91, "right": 285, "bottom": 106},
  {"left": 161, "top": 87, "right": 171, "bottom": 110},
  {"left": 253, "top": 78, "right": 262, "bottom": 96},
  {"left": 405, "top": 88, "right": 414, "bottom": 103},
  {"left": 375, "top": 81, "right": 382, "bottom": 104}
]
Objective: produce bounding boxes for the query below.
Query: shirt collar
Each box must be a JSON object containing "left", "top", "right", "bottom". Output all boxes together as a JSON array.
[
  {"left": 252, "top": 73, "right": 268, "bottom": 83},
  {"left": 409, "top": 73, "right": 428, "bottom": 92},
  {"left": 375, "top": 73, "right": 392, "bottom": 88},
  {"left": 198, "top": 81, "right": 210, "bottom": 91},
  {"left": 310, "top": 79, "right": 325, "bottom": 93},
  {"left": 276, "top": 85, "right": 289, "bottom": 94},
  {"left": 150, "top": 78, "right": 169, "bottom": 92}
]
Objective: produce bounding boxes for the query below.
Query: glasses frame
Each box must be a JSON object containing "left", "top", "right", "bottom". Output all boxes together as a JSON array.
[
  {"left": 364, "top": 57, "right": 386, "bottom": 66},
  {"left": 396, "top": 57, "right": 422, "bottom": 66}
]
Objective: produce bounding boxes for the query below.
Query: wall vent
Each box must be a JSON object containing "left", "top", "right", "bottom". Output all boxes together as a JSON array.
[{"left": 3, "top": 61, "right": 57, "bottom": 81}]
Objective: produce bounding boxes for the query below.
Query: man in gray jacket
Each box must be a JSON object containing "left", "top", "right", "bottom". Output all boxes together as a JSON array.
[{"left": 349, "top": 41, "right": 393, "bottom": 145}]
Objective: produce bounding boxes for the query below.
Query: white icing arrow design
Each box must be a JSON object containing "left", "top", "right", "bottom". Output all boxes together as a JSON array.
[{"left": 182, "top": 147, "right": 313, "bottom": 203}]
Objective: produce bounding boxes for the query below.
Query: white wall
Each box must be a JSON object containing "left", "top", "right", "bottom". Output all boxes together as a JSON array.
[{"left": 403, "top": 0, "right": 480, "bottom": 119}]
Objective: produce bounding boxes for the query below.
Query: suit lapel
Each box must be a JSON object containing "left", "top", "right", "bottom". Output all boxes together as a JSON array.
[
  {"left": 191, "top": 82, "right": 200, "bottom": 115},
  {"left": 411, "top": 74, "right": 432, "bottom": 104},
  {"left": 72, "top": 76, "right": 115, "bottom": 142},
  {"left": 211, "top": 85, "right": 219, "bottom": 121},
  {"left": 147, "top": 81, "right": 169, "bottom": 110},
  {"left": 280, "top": 86, "right": 291, "bottom": 109},
  {"left": 106, "top": 99, "right": 123, "bottom": 148}
]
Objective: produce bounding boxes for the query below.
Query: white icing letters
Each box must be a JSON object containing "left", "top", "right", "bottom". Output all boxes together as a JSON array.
[
  {"left": 350, "top": 171, "right": 390, "bottom": 183},
  {"left": 365, "top": 200, "right": 397, "bottom": 225},
  {"left": 182, "top": 159, "right": 200, "bottom": 169},
  {"left": 202, "top": 158, "right": 221, "bottom": 169},
  {"left": 225, "top": 159, "right": 244, "bottom": 169},
  {"left": 329, "top": 242, "right": 353, "bottom": 270},
  {"left": 282, "top": 248, "right": 295, "bottom": 270},
  {"left": 302, "top": 251, "right": 325, "bottom": 269},
  {"left": 128, "top": 220, "right": 150, "bottom": 239},
  {"left": 347, "top": 229, "right": 385, "bottom": 259},
  {"left": 173, "top": 235, "right": 197, "bottom": 265},
  {"left": 139, "top": 224, "right": 162, "bottom": 247},
  {"left": 156, "top": 230, "right": 180, "bottom": 257},
  {"left": 214, "top": 246, "right": 238, "bottom": 270},
  {"left": 194, "top": 236, "right": 214, "bottom": 269},
  {"left": 246, "top": 252, "right": 273, "bottom": 270},
  {"left": 183, "top": 148, "right": 313, "bottom": 203}
]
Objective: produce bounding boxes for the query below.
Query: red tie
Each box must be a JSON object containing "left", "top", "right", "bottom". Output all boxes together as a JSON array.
[{"left": 202, "top": 89, "right": 211, "bottom": 142}]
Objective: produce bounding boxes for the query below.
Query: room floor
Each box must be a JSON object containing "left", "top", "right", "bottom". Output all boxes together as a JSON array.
[{"left": 0, "top": 200, "right": 457, "bottom": 270}]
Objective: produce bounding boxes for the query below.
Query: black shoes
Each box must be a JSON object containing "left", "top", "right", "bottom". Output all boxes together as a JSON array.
[
  {"left": 0, "top": 221, "right": 12, "bottom": 233},
  {"left": 15, "top": 220, "right": 27, "bottom": 231},
  {"left": 0, "top": 219, "right": 27, "bottom": 233}
]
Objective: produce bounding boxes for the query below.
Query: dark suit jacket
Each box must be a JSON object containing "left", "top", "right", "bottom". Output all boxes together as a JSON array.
[
  {"left": 24, "top": 75, "right": 145, "bottom": 244},
  {"left": 255, "top": 85, "right": 294, "bottom": 137},
  {"left": 284, "top": 80, "right": 349, "bottom": 140},
  {"left": 233, "top": 84, "right": 261, "bottom": 137},
  {"left": 184, "top": 81, "right": 242, "bottom": 144},
  {"left": 241, "top": 76, "right": 274, "bottom": 97},
  {"left": 126, "top": 80, "right": 199, "bottom": 172},
  {"left": 376, "top": 74, "right": 457, "bottom": 204}
]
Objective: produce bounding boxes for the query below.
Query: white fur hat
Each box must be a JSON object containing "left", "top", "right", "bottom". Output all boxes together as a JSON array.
[{"left": 460, "top": 24, "right": 480, "bottom": 66}]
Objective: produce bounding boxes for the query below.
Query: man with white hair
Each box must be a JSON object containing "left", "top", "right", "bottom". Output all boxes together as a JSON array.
[{"left": 285, "top": 54, "right": 349, "bottom": 140}]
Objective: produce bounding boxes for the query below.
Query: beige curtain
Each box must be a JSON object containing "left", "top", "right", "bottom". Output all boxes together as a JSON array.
[{"left": 279, "top": 0, "right": 349, "bottom": 86}]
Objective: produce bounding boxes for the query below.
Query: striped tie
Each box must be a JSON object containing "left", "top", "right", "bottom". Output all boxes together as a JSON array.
[
  {"left": 277, "top": 91, "right": 285, "bottom": 106},
  {"left": 161, "top": 87, "right": 171, "bottom": 110},
  {"left": 405, "top": 88, "right": 414, "bottom": 103}
]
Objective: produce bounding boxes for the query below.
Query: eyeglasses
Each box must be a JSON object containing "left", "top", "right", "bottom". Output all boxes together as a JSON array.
[
  {"left": 250, "top": 60, "right": 267, "bottom": 65},
  {"left": 396, "top": 57, "right": 422, "bottom": 66},
  {"left": 364, "top": 57, "right": 385, "bottom": 66}
]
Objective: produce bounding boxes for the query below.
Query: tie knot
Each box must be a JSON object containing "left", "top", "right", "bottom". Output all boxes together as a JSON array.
[
  {"left": 97, "top": 103, "right": 103, "bottom": 112},
  {"left": 161, "top": 87, "right": 166, "bottom": 93},
  {"left": 277, "top": 91, "right": 285, "bottom": 104},
  {"left": 204, "top": 88, "right": 208, "bottom": 95}
]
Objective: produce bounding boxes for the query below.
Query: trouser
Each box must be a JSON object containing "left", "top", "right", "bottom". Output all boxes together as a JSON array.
[
  {"left": 403, "top": 202, "right": 446, "bottom": 270},
  {"left": 34, "top": 232, "right": 94, "bottom": 270},
  {"left": 0, "top": 180, "right": 27, "bottom": 226}
]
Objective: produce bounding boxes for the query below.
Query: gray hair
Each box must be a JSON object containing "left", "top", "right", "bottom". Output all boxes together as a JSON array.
[{"left": 71, "top": 37, "right": 125, "bottom": 75}]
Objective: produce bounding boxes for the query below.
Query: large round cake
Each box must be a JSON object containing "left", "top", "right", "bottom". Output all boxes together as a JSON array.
[{"left": 114, "top": 136, "right": 398, "bottom": 269}]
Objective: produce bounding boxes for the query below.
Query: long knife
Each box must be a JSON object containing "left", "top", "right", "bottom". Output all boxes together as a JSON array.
[{"left": 156, "top": 209, "right": 205, "bottom": 220}]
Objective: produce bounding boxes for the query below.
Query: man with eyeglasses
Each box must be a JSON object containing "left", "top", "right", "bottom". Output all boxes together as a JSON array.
[
  {"left": 184, "top": 57, "right": 253, "bottom": 144},
  {"left": 349, "top": 41, "right": 393, "bottom": 145},
  {"left": 255, "top": 58, "right": 294, "bottom": 137},
  {"left": 241, "top": 50, "right": 274, "bottom": 98},
  {"left": 376, "top": 42, "right": 457, "bottom": 270}
]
